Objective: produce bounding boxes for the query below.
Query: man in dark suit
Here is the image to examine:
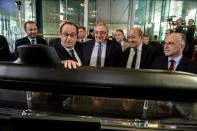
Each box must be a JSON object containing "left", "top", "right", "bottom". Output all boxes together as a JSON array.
[
  {"left": 121, "top": 27, "right": 158, "bottom": 69},
  {"left": 15, "top": 21, "right": 47, "bottom": 59},
  {"left": 77, "top": 26, "right": 91, "bottom": 43},
  {"left": 185, "top": 19, "right": 196, "bottom": 58},
  {"left": 53, "top": 21, "right": 83, "bottom": 67},
  {"left": 0, "top": 35, "right": 11, "bottom": 61},
  {"left": 63, "top": 22, "right": 122, "bottom": 68},
  {"left": 152, "top": 33, "right": 195, "bottom": 73},
  {"left": 81, "top": 23, "right": 122, "bottom": 67}
]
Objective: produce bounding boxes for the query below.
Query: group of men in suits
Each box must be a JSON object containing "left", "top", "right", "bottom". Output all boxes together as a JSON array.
[
  {"left": 58, "top": 21, "right": 196, "bottom": 74},
  {"left": 12, "top": 20, "right": 196, "bottom": 74},
  {"left": 56, "top": 22, "right": 122, "bottom": 68}
]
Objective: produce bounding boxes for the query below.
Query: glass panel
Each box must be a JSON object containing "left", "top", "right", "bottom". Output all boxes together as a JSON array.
[
  {"left": 93, "top": 0, "right": 129, "bottom": 37},
  {"left": 0, "top": 0, "right": 34, "bottom": 52}
]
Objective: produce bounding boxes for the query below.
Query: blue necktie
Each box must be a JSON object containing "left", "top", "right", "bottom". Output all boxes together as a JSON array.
[{"left": 97, "top": 43, "right": 102, "bottom": 67}]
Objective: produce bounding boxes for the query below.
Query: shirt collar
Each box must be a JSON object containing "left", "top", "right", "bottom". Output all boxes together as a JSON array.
[
  {"left": 28, "top": 36, "right": 36, "bottom": 41},
  {"left": 168, "top": 54, "right": 182, "bottom": 63},
  {"left": 131, "top": 43, "right": 143, "bottom": 51}
]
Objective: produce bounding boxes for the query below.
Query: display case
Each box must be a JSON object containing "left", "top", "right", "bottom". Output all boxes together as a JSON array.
[{"left": 0, "top": 63, "right": 197, "bottom": 131}]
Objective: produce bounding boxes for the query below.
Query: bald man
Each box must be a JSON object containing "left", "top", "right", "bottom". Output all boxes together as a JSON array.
[
  {"left": 121, "top": 27, "right": 158, "bottom": 69},
  {"left": 152, "top": 33, "right": 195, "bottom": 73}
]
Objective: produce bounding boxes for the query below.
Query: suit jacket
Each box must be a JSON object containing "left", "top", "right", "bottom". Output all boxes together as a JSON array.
[
  {"left": 49, "top": 38, "right": 61, "bottom": 47},
  {"left": 82, "top": 39, "right": 122, "bottom": 67},
  {"left": 152, "top": 55, "right": 195, "bottom": 73},
  {"left": 15, "top": 36, "right": 48, "bottom": 52},
  {"left": 122, "top": 44, "right": 158, "bottom": 69},
  {"left": 53, "top": 41, "right": 84, "bottom": 64},
  {"left": 0, "top": 35, "right": 11, "bottom": 61}
]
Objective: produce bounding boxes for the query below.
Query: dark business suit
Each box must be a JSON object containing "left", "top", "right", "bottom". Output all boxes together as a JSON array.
[
  {"left": 152, "top": 56, "right": 195, "bottom": 73},
  {"left": 49, "top": 38, "right": 61, "bottom": 47},
  {"left": 53, "top": 41, "right": 84, "bottom": 64},
  {"left": 15, "top": 36, "right": 48, "bottom": 51},
  {"left": 121, "top": 44, "right": 158, "bottom": 69},
  {"left": 14, "top": 36, "right": 48, "bottom": 59},
  {"left": 0, "top": 35, "right": 11, "bottom": 61},
  {"left": 185, "top": 25, "right": 196, "bottom": 58},
  {"left": 82, "top": 39, "right": 122, "bottom": 67}
]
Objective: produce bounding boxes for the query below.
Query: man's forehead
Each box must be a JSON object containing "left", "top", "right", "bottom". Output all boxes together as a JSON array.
[{"left": 95, "top": 25, "right": 107, "bottom": 30}]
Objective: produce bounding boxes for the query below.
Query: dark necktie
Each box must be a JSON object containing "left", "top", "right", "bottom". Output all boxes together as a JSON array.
[
  {"left": 31, "top": 39, "right": 35, "bottom": 45},
  {"left": 97, "top": 43, "right": 102, "bottom": 67},
  {"left": 81, "top": 39, "right": 84, "bottom": 43},
  {"left": 131, "top": 48, "right": 137, "bottom": 68},
  {"left": 69, "top": 49, "right": 77, "bottom": 62},
  {"left": 168, "top": 59, "right": 175, "bottom": 71}
]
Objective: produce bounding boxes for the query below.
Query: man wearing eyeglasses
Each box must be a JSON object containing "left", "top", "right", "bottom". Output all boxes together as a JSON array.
[
  {"left": 64, "top": 22, "right": 122, "bottom": 68},
  {"left": 152, "top": 33, "right": 195, "bottom": 73},
  {"left": 53, "top": 22, "right": 83, "bottom": 66},
  {"left": 81, "top": 23, "right": 122, "bottom": 67}
]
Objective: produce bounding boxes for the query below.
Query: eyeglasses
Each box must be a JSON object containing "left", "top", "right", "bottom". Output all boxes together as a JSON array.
[
  {"left": 61, "top": 33, "right": 77, "bottom": 38},
  {"left": 95, "top": 31, "right": 107, "bottom": 35},
  {"left": 164, "top": 42, "right": 176, "bottom": 46}
]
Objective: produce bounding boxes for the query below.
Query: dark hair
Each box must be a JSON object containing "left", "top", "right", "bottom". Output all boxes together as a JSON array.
[
  {"left": 78, "top": 26, "right": 86, "bottom": 31},
  {"left": 24, "top": 21, "right": 37, "bottom": 30},
  {"left": 143, "top": 34, "right": 149, "bottom": 37},
  {"left": 89, "top": 29, "right": 94, "bottom": 33},
  {"left": 116, "top": 29, "right": 124, "bottom": 35},
  {"left": 60, "top": 21, "right": 78, "bottom": 34}
]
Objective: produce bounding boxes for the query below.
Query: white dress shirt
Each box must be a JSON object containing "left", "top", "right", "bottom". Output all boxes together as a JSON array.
[
  {"left": 89, "top": 42, "right": 107, "bottom": 67},
  {"left": 126, "top": 43, "right": 142, "bottom": 69}
]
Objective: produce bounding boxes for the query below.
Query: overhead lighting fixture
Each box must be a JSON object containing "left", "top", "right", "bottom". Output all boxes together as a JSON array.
[
  {"left": 68, "top": 7, "right": 74, "bottom": 11},
  {"left": 80, "top": 3, "right": 84, "bottom": 7}
]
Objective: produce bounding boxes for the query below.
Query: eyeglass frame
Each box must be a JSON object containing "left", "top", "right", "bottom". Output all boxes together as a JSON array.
[
  {"left": 61, "top": 32, "right": 77, "bottom": 38},
  {"left": 94, "top": 31, "right": 108, "bottom": 35}
]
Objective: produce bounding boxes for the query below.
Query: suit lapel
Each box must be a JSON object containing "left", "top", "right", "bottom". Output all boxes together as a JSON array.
[
  {"left": 84, "top": 40, "right": 95, "bottom": 65},
  {"left": 176, "top": 57, "right": 186, "bottom": 71},
  {"left": 25, "top": 36, "right": 31, "bottom": 45},
  {"left": 105, "top": 40, "right": 112, "bottom": 65},
  {"left": 140, "top": 44, "right": 147, "bottom": 68}
]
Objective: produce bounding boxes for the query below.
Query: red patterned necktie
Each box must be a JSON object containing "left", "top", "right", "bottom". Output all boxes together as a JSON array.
[{"left": 168, "top": 59, "right": 175, "bottom": 71}]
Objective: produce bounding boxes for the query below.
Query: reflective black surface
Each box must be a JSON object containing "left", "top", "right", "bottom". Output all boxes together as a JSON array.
[{"left": 0, "top": 89, "right": 197, "bottom": 130}]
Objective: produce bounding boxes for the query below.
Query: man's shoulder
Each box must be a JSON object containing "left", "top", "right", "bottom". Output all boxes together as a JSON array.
[
  {"left": 37, "top": 36, "right": 48, "bottom": 45},
  {"left": 15, "top": 36, "right": 28, "bottom": 43}
]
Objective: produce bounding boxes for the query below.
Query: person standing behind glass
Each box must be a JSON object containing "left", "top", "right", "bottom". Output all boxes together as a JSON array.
[
  {"left": 53, "top": 21, "right": 83, "bottom": 66},
  {"left": 15, "top": 21, "right": 47, "bottom": 59}
]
